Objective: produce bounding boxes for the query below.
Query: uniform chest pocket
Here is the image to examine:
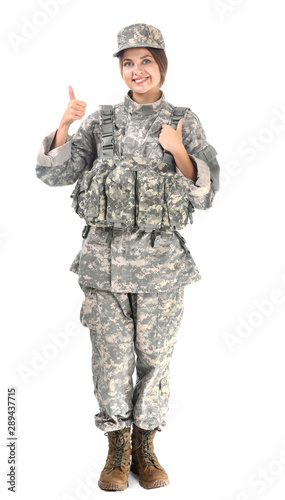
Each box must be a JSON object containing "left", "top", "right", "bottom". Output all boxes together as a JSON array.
[
  {"left": 105, "top": 167, "right": 136, "bottom": 227},
  {"left": 136, "top": 170, "right": 164, "bottom": 230}
]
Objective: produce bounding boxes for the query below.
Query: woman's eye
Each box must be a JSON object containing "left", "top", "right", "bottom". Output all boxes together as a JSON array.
[
  {"left": 143, "top": 59, "right": 151, "bottom": 64},
  {"left": 123, "top": 62, "right": 132, "bottom": 67}
]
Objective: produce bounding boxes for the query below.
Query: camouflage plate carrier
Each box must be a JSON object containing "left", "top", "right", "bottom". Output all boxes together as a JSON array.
[{"left": 70, "top": 105, "right": 195, "bottom": 233}]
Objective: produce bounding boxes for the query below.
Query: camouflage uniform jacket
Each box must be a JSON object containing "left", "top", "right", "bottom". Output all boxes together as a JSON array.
[{"left": 36, "top": 91, "right": 220, "bottom": 293}]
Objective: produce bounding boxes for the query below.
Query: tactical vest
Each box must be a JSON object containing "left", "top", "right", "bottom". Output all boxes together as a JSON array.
[{"left": 70, "top": 105, "right": 195, "bottom": 232}]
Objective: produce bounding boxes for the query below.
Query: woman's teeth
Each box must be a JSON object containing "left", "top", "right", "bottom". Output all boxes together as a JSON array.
[{"left": 134, "top": 77, "right": 148, "bottom": 84}]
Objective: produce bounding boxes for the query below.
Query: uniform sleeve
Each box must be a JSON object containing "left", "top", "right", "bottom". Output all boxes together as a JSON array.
[
  {"left": 175, "top": 109, "right": 220, "bottom": 210},
  {"left": 35, "top": 111, "right": 99, "bottom": 186}
]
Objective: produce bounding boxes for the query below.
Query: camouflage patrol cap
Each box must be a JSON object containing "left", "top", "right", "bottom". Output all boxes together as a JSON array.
[{"left": 113, "top": 23, "right": 165, "bottom": 58}]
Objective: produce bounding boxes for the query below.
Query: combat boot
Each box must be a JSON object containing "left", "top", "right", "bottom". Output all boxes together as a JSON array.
[
  {"left": 131, "top": 423, "right": 169, "bottom": 489},
  {"left": 98, "top": 427, "right": 131, "bottom": 491}
]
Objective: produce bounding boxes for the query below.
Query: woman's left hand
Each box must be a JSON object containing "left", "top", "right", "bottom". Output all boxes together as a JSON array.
[{"left": 158, "top": 118, "right": 184, "bottom": 154}]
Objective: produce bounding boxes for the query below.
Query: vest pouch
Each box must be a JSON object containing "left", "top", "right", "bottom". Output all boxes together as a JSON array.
[
  {"left": 83, "top": 161, "right": 116, "bottom": 226},
  {"left": 164, "top": 174, "right": 190, "bottom": 230},
  {"left": 71, "top": 177, "right": 86, "bottom": 218},
  {"left": 136, "top": 170, "right": 164, "bottom": 230},
  {"left": 105, "top": 166, "right": 136, "bottom": 228},
  {"left": 83, "top": 176, "right": 101, "bottom": 220}
]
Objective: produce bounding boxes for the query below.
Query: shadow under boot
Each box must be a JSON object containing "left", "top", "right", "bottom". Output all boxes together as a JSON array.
[
  {"left": 98, "top": 427, "right": 131, "bottom": 491},
  {"left": 131, "top": 423, "right": 169, "bottom": 489}
]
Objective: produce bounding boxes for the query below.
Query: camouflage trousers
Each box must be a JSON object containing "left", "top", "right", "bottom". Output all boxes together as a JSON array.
[{"left": 79, "top": 283, "right": 184, "bottom": 432}]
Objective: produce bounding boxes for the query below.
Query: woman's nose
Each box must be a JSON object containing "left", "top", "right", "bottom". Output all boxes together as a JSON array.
[{"left": 133, "top": 63, "right": 144, "bottom": 73}]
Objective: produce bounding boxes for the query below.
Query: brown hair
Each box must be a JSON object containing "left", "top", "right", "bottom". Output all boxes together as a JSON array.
[{"left": 118, "top": 47, "right": 168, "bottom": 87}]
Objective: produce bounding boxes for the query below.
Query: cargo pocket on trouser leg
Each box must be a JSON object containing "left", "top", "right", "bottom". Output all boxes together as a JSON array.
[
  {"left": 156, "top": 287, "right": 184, "bottom": 426},
  {"left": 79, "top": 286, "right": 98, "bottom": 329},
  {"left": 159, "top": 374, "right": 171, "bottom": 425},
  {"left": 156, "top": 286, "right": 184, "bottom": 350}
]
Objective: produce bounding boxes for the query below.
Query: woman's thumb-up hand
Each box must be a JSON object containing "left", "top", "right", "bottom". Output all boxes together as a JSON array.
[{"left": 61, "top": 86, "right": 87, "bottom": 127}]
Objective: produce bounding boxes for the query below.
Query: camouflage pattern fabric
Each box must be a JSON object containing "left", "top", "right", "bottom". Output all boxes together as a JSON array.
[
  {"left": 35, "top": 90, "right": 219, "bottom": 432},
  {"left": 35, "top": 91, "right": 220, "bottom": 293},
  {"left": 113, "top": 23, "right": 165, "bottom": 57},
  {"left": 80, "top": 283, "right": 184, "bottom": 431},
  {"left": 77, "top": 225, "right": 200, "bottom": 293}
]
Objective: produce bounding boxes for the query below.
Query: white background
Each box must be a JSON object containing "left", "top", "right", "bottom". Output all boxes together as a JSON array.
[{"left": 1, "top": 0, "right": 285, "bottom": 499}]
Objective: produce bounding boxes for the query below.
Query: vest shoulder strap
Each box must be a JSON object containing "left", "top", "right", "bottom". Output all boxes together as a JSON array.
[
  {"left": 162, "top": 106, "right": 189, "bottom": 164},
  {"left": 170, "top": 106, "right": 190, "bottom": 128},
  {"left": 99, "top": 104, "right": 190, "bottom": 159},
  {"left": 100, "top": 105, "right": 114, "bottom": 157}
]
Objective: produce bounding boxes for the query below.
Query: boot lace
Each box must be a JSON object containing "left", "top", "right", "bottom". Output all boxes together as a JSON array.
[
  {"left": 134, "top": 427, "right": 162, "bottom": 469},
  {"left": 104, "top": 429, "right": 128, "bottom": 469}
]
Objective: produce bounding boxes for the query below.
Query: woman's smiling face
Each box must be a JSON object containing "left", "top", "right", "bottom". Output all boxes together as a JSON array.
[{"left": 121, "top": 47, "right": 162, "bottom": 102}]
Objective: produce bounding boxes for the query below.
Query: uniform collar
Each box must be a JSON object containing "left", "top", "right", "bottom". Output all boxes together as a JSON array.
[{"left": 124, "top": 90, "right": 165, "bottom": 115}]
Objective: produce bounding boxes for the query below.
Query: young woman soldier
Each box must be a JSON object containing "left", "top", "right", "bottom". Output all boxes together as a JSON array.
[{"left": 36, "top": 23, "right": 220, "bottom": 491}]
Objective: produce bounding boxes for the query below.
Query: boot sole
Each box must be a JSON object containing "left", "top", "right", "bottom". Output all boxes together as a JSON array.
[
  {"left": 130, "top": 462, "right": 169, "bottom": 489},
  {"left": 98, "top": 479, "right": 128, "bottom": 491}
]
